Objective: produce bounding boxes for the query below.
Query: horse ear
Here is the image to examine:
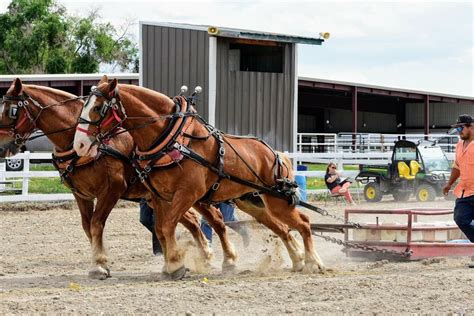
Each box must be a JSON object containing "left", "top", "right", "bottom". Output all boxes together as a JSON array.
[
  {"left": 108, "top": 78, "right": 118, "bottom": 92},
  {"left": 98, "top": 75, "right": 109, "bottom": 85},
  {"left": 13, "top": 78, "right": 23, "bottom": 96}
]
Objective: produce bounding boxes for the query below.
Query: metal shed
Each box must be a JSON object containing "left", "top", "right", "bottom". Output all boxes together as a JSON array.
[{"left": 140, "top": 22, "right": 324, "bottom": 151}]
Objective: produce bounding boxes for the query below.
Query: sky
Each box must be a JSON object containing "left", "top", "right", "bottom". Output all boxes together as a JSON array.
[{"left": 1, "top": 0, "right": 473, "bottom": 97}]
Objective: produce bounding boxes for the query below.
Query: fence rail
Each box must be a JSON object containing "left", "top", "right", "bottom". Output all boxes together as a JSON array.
[
  {"left": 1, "top": 131, "right": 457, "bottom": 202},
  {"left": 297, "top": 132, "right": 458, "bottom": 153},
  {"left": 0, "top": 152, "right": 74, "bottom": 202}
]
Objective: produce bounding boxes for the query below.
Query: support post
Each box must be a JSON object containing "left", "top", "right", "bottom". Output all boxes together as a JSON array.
[
  {"left": 424, "top": 95, "right": 430, "bottom": 139},
  {"left": 208, "top": 36, "right": 217, "bottom": 126},
  {"left": 352, "top": 86, "right": 358, "bottom": 151}
]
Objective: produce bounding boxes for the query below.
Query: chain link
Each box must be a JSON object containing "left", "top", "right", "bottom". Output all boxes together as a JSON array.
[
  {"left": 321, "top": 211, "right": 362, "bottom": 229},
  {"left": 312, "top": 232, "right": 413, "bottom": 258}
]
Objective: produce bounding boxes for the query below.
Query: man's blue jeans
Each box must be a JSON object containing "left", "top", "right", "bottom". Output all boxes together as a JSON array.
[
  {"left": 453, "top": 195, "right": 474, "bottom": 242},
  {"left": 139, "top": 199, "right": 162, "bottom": 254},
  {"left": 200, "top": 202, "right": 245, "bottom": 242}
]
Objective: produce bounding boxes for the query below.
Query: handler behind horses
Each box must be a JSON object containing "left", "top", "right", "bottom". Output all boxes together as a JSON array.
[
  {"left": 443, "top": 114, "right": 474, "bottom": 249},
  {"left": 200, "top": 202, "right": 250, "bottom": 247},
  {"left": 325, "top": 162, "right": 356, "bottom": 205},
  {"left": 139, "top": 200, "right": 250, "bottom": 255}
]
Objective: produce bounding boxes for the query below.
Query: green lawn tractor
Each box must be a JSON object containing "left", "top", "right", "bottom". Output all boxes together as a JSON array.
[{"left": 356, "top": 140, "right": 452, "bottom": 202}]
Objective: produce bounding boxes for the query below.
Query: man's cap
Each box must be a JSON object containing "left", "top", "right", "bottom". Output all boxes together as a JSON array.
[{"left": 451, "top": 114, "right": 473, "bottom": 127}]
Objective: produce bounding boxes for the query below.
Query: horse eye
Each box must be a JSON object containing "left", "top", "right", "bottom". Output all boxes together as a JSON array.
[{"left": 93, "top": 105, "right": 102, "bottom": 113}]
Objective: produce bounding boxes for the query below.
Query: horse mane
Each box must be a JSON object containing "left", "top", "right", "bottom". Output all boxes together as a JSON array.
[
  {"left": 118, "top": 84, "right": 175, "bottom": 113},
  {"left": 23, "top": 84, "right": 78, "bottom": 100}
]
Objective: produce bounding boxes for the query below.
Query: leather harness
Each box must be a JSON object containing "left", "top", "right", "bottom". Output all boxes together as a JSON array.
[{"left": 130, "top": 96, "right": 299, "bottom": 205}]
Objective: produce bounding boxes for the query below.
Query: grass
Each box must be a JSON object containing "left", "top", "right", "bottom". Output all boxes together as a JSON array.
[
  {"left": 30, "top": 164, "right": 71, "bottom": 193},
  {"left": 7, "top": 163, "right": 357, "bottom": 195},
  {"left": 7, "top": 164, "right": 71, "bottom": 194}
]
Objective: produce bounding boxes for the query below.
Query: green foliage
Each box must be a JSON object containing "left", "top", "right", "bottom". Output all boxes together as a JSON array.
[{"left": 0, "top": 0, "right": 138, "bottom": 74}]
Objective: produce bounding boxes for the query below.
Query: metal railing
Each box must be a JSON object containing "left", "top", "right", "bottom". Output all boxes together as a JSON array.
[
  {"left": 297, "top": 132, "right": 459, "bottom": 154},
  {"left": 1, "top": 132, "right": 458, "bottom": 202}
]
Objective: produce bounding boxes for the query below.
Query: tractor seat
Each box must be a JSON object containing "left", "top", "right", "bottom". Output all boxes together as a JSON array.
[
  {"left": 410, "top": 160, "right": 421, "bottom": 176},
  {"left": 398, "top": 161, "right": 415, "bottom": 180}
]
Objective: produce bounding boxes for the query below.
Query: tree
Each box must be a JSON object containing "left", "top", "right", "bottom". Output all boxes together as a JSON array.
[{"left": 0, "top": 0, "right": 138, "bottom": 74}]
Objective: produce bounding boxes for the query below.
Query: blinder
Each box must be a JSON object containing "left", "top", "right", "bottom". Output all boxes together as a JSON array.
[
  {"left": 77, "top": 87, "right": 126, "bottom": 141},
  {"left": 1, "top": 94, "right": 29, "bottom": 123}
]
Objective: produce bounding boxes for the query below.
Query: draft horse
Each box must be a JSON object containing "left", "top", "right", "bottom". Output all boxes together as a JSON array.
[
  {"left": 73, "top": 76, "right": 325, "bottom": 278},
  {"left": 0, "top": 79, "right": 235, "bottom": 279}
]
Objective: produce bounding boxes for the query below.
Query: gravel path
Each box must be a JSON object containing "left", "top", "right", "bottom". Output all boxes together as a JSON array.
[{"left": 1, "top": 198, "right": 473, "bottom": 314}]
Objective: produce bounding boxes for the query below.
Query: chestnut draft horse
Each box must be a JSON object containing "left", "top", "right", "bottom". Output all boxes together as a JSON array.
[
  {"left": 0, "top": 79, "right": 236, "bottom": 279},
  {"left": 74, "top": 76, "right": 325, "bottom": 278}
]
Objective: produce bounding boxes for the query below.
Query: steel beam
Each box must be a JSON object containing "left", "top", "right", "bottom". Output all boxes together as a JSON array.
[{"left": 424, "top": 95, "right": 430, "bottom": 138}]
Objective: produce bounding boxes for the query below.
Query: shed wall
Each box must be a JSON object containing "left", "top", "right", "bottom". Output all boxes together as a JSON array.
[
  {"left": 141, "top": 24, "right": 209, "bottom": 119},
  {"left": 215, "top": 38, "right": 296, "bottom": 151}
]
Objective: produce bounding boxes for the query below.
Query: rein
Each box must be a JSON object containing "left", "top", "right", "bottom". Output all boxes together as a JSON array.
[{"left": 1, "top": 93, "right": 86, "bottom": 147}]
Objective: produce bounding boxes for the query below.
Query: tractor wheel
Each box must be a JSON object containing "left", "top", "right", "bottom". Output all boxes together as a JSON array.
[
  {"left": 416, "top": 184, "right": 436, "bottom": 202},
  {"left": 364, "top": 182, "right": 383, "bottom": 203},
  {"left": 392, "top": 191, "right": 410, "bottom": 202}
]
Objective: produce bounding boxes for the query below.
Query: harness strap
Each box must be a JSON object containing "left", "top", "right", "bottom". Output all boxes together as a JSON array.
[
  {"left": 182, "top": 132, "right": 210, "bottom": 140},
  {"left": 173, "top": 142, "right": 299, "bottom": 205},
  {"left": 202, "top": 128, "right": 226, "bottom": 203},
  {"left": 52, "top": 153, "right": 81, "bottom": 194},
  {"left": 98, "top": 144, "right": 133, "bottom": 164},
  {"left": 135, "top": 97, "right": 185, "bottom": 156}
]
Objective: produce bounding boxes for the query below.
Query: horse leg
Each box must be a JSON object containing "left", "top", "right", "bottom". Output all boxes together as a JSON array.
[
  {"left": 150, "top": 199, "right": 176, "bottom": 276},
  {"left": 151, "top": 197, "right": 196, "bottom": 279},
  {"left": 235, "top": 198, "right": 306, "bottom": 272},
  {"left": 74, "top": 194, "right": 94, "bottom": 242},
  {"left": 88, "top": 193, "right": 121, "bottom": 280},
  {"left": 193, "top": 203, "right": 237, "bottom": 272},
  {"left": 261, "top": 195, "right": 325, "bottom": 274},
  {"left": 179, "top": 209, "right": 213, "bottom": 270}
]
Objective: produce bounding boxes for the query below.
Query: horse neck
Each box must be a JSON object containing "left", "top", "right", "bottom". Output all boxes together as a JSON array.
[
  {"left": 24, "top": 86, "right": 82, "bottom": 152},
  {"left": 120, "top": 85, "right": 176, "bottom": 151}
]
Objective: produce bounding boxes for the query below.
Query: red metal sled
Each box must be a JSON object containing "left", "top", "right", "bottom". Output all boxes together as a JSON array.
[{"left": 343, "top": 208, "right": 474, "bottom": 260}]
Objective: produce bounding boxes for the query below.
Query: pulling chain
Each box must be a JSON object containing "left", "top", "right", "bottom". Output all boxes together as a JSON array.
[{"left": 312, "top": 232, "right": 413, "bottom": 258}]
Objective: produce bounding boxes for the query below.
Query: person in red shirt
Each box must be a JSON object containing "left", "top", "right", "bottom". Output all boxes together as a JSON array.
[{"left": 443, "top": 115, "right": 474, "bottom": 246}]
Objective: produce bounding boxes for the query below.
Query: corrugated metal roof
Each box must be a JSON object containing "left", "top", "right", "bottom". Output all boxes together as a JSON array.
[
  {"left": 299, "top": 76, "right": 474, "bottom": 101},
  {"left": 140, "top": 21, "right": 324, "bottom": 45},
  {"left": 0, "top": 73, "right": 139, "bottom": 82}
]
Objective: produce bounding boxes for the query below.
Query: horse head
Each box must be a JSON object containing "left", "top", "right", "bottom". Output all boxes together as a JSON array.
[
  {"left": 0, "top": 78, "right": 38, "bottom": 157},
  {"left": 74, "top": 75, "right": 126, "bottom": 157}
]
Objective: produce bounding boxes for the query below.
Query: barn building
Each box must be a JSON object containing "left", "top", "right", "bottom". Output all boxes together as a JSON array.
[
  {"left": 139, "top": 22, "right": 473, "bottom": 152},
  {"left": 1, "top": 22, "right": 472, "bottom": 154}
]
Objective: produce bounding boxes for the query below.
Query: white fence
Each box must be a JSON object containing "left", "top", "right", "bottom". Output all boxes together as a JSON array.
[
  {"left": 297, "top": 132, "right": 458, "bottom": 154},
  {"left": 0, "top": 152, "right": 74, "bottom": 202},
  {"left": 0, "top": 138, "right": 456, "bottom": 202}
]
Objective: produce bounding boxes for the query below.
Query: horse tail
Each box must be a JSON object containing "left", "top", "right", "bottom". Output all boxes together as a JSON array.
[
  {"left": 276, "top": 151, "right": 301, "bottom": 203},
  {"left": 276, "top": 151, "right": 295, "bottom": 180}
]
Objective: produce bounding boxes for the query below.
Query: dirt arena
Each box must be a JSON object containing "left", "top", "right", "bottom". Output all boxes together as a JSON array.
[{"left": 1, "top": 198, "right": 474, "bottom": 314}]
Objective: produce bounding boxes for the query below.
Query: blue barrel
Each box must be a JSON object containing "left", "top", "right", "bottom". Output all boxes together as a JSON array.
[
  {"left": 297, "top": 165, "right": 308, "bottom": 171},
  {"left": 295, "top": 175, "right": 307, "bottom": 202}
]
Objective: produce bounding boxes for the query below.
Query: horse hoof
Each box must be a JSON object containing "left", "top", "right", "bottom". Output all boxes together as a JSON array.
[
  {"left": 291, "top": 261, "right": 305, "bottom": 272},
  {"left": 169, "top": 266, "right": 188, "bottom": 280},
  {"left": 302, "top": 262, "right": 320, "bottom": 274},
  {"left": 88, "top": 267, "right": 109, "bottom": 280},
  {"left": 222, "top": 263, "right": 237, "bottom": 274}
]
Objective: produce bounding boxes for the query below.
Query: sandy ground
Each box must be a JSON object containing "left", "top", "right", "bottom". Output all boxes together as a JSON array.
[{"left": 1, "top": 197, "right": 474, "bottom": 314}]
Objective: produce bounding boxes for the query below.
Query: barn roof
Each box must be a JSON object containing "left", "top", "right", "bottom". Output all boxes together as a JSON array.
[{"left": 140, "top": 21, "right": 325, "bottom": 45}]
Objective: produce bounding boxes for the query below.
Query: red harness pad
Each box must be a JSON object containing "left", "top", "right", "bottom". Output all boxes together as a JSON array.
[{"left": 136, "top": 96, "right": 197, "bottom": 169}]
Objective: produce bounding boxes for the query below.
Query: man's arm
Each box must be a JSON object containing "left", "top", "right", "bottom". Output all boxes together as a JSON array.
[{"left": 443, "top": 167, "right": 460, "bottom": 195}]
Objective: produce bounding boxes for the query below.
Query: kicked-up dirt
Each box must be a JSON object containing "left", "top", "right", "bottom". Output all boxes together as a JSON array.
[{"left": 1, "top": 198, "right": 474, "bottom": 314}]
